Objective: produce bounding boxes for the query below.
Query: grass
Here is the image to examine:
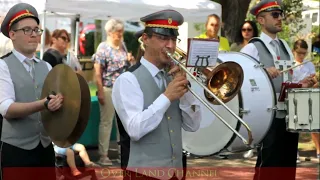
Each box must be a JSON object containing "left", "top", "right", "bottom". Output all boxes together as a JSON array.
[
  {"left": 298, "top": 133, "right": 316, "bottom": 151},
  {"left": 88, "top": 82, "right": 97, "bottom": 97}
]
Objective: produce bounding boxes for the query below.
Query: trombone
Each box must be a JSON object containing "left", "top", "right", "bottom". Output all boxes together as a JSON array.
[{"left": 138, "top": 37, "right": 253, "bottom": 147}]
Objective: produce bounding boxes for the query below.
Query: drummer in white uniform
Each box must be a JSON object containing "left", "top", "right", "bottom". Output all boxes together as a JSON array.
[{"left": 291, "top": 39, "right": 319, "bottom": 161}]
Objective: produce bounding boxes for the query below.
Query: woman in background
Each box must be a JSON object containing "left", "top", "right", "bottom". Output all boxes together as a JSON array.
[
  {"left": 230, "top": 20, "right": 258, "bottom": 52},
  {"left": 43, "top": 29, "right": 82, "bottom": 73}
]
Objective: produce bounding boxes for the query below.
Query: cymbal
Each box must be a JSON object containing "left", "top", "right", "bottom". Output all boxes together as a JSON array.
[
  {"left": 41, "top": 64, "right": 81, "bottom": 143},
  {"left": 64, "top": 73, "right": 91, "bottom": 147}
]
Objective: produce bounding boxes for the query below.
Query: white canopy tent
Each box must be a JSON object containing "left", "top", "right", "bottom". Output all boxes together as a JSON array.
[
  {"left": 0, "top": 0, "right": 222, "bottom": 57},
  {"left": 45, "top": 0, "right": 221, "bottom": 22}
]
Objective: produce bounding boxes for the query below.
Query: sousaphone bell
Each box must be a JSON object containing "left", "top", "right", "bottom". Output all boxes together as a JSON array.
[{"left": 41, "top": 64, "right": 91, "bottom": 148}]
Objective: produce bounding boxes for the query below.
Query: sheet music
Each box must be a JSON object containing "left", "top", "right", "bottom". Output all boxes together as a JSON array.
[{"left": 186, "top": 39, "right": 219, "bottom": 67}]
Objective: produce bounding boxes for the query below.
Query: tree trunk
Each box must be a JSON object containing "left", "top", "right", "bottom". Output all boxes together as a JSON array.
[
  {"left": 94, "top": 20, "right": 102, "bottom": 51},
  {"left": 218, "top": 0, "right": 252, "bottom": 43}
]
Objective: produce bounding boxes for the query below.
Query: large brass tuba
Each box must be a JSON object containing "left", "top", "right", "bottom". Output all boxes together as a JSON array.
[{"left": 138, "top": 37, "right": 253, "bottom": 147}]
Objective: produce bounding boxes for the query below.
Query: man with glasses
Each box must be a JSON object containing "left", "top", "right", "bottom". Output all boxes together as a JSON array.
[
  {"left": 112, "top": 9, "right": 201, "bottom": 180},
  {"left": 241, "top": 0, "right": 315, "bottom": 180},
  {"left": 0, "top": 3, "right": 63, "bottom": 180}
]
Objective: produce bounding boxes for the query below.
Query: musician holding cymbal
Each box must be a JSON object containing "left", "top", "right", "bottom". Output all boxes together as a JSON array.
[
  {"left": 241, "top": 0, "right": 315, "bottom": 180},
  {"left": 0, "top": 3, "right": 63, "bottom": 180},
  {"left": 112, "top": 9, "right": 202, "bottom": 180}
]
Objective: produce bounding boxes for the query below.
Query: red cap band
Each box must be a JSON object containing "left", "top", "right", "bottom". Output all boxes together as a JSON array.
[
  {"left": 255, "top": 1, "right": 281, "bottom": 15},
  {"left": 145, "top": 19, "right": 179, "bottom": 29},
  {"left": 8, "top": 9, "right": 34, "bottom": 30}
]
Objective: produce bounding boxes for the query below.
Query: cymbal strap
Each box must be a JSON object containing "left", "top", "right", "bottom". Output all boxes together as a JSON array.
[{"left": 44, "top": 91, "right": 57, "bottom": 110}]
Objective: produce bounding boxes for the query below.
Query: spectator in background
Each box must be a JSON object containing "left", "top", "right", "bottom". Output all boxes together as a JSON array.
[
  {"left": 93, "top": 18, "right": 133, "bottom": 166},
  {"left": 291, "top": 39, "right": 319, "bottom": 161},
  {"left": 195, "top": 14, "right": 230, "bottom": 51},
  {"left": 230, "top": 20, "right": 259, "bottom": 52},
  {"left": 42, "top": 29, "right": 82, "bottom": 73},
  {"left": 54, "top": 143, "right": 100, "bottom": 176},
  {"left": 36, "top": 28, "right": 51, "bottom": 57}
]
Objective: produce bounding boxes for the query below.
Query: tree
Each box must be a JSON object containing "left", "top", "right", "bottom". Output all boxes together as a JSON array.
[
  {"left": 209, "top": 0, "right": 305, "bottom": 45},
  {"left": 278, "top": 0, "right": 306, "bottom": 45},
  {"left": 195, "top": 0, "right": 252, "bottom": 42},
  {"left": 218, "top": 0, "right": 252, "bottom": 43}
]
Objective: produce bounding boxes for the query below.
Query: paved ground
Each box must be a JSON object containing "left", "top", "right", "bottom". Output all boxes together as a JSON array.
[{"left": 68, "top": 141, "right": 319, "bottom": 180}]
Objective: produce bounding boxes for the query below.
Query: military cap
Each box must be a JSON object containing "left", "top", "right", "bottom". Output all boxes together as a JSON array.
[
  {"left": 140, "top": 9, "right": 184, "bottom": 37},
  {"left": 250, "top": 0, "right": 283, "bottom": 16},
  {"left": 1, "top": 3, "right": 40, "bottom": 38}
]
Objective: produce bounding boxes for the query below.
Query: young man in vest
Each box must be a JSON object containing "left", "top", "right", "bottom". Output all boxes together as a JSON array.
[
  {"left": 241, "top": 1, "right": 316, "bottom": 180},
  {"left": 0, "top": 3, "right": 64, "bottom": 180},
  {"left": 112, "top": 9, "right": 202, "bottom": 180}
]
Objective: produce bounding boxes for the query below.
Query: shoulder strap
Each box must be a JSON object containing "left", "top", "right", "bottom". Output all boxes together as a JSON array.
[
  {"left": 1, "top": 51, "right": 13, "bottom": 59},
  {"left": 278, "top": 39, "right": 294, "bottom": 60},
  {"left": 249, "top": 37, "right": 273, "bottom": 55}
]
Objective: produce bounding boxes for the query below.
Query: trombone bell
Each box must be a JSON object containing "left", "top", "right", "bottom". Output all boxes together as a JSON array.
[{"left": 202, "top": 62, "right": 244, "bottom": 105}]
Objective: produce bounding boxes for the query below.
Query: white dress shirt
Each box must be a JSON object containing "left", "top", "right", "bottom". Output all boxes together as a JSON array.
[
  {"left": 240, "top": 32, "right": 282, "bottom": 61},
  {"left": 0, "top": 49, "right": 52, "bottom": 116},
  {"left": 112, "top": 57, "right": 201, "bottom": 141},
  {"left": 292, "top": 60, "right": 316, "bottom": 83}
]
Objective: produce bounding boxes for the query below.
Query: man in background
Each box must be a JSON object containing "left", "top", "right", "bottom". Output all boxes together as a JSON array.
[{"left": 196, "top": 14, "right": 230, "bottom": 51}]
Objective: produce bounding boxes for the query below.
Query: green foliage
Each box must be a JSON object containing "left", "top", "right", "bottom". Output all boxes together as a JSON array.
[
  {"left": 84, "top": 31, "right": 95, "bottom": 56},
  {"left": 123, "top": 31, "right": 140, "bottom": 57},
  {"left": 193, "top": 23, "right": 206, "bottom": 35},
  {"left": 311, "top": 25, "right": 320, "bottom": 42}
]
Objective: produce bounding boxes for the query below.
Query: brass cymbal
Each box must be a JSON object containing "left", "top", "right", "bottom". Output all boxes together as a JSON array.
[
  {"left": 41, "top": 64, "right": 81, "bottom": 143},
  {"left": 65, "top": 73, "right": 91, "bottom": 147}
]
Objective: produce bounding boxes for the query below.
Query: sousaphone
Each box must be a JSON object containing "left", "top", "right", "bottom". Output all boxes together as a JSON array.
[{"left": 41, "top": 64, "right": 91, "bottom": 148}]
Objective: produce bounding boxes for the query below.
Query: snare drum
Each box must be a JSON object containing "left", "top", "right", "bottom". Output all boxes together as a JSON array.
[
  {"left": 182, "top": 52, "right": 277, "bottom": 157},
  {"left": 285, "top": 88, "right": 320, "bottom": 132}
]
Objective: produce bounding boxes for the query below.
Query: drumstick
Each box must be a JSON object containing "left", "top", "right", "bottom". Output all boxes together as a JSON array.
[{"left": 280, "top": 60, "right": 311, "bottom": 73}]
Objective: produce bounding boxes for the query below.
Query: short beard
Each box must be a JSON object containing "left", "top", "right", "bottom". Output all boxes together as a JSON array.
[{"left": 266, "top": 25, "right": 281, "bottom": 34}]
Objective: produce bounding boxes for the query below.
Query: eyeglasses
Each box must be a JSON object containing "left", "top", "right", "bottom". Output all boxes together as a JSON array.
[
  {"left": 270, "top": 12, "right": 284, "bottom": 19},
  {"left": 152, "top": 33, "right": 181, "bottom": 43},
  {"left": 295, "top": 51, "right": 308, "bottom": 56},
  {"left": 242, "top": 28, "right": 253, "bottom": 32},
  {"left": 59, "top": 36, "right": 69, "bottom": 42},
  {"left": 13, "top": 27, "right": 43, "bottom": 36}
]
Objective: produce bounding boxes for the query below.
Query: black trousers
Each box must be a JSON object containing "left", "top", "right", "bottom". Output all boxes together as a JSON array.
[
  {"left": 0, "top": 142, "right": 56, "bottom": 180},
  {"left": 253, "top": 117, "right": 299, "bottom": 180}
]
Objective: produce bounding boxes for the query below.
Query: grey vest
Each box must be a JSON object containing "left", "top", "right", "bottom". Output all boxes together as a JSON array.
[
  {"left": 251, "top": 38, "right": 292, "bottom": 118},
  {"left": 1, "top": 53, "right": 51, "bottom": 150},
  {"left": 127, "top": 64, "right": 183, "bottom": 180}
]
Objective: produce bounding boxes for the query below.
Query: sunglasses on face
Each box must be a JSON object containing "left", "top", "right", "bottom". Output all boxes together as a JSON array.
[
  {"left": 59, "top": 36, "right": 69, "bottom": 42},
  {"left": 270, "top": 11, "right": 284, "bottom": 19},
  {"left": 242, "top": 28, "right": 252, "bottom": 32}
]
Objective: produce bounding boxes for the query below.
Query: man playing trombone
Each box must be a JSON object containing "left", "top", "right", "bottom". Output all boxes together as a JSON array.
[
  {"left": 241, "top": 0, "right": 316, "bottom": 180},
  {"left": 112, "top": 9, "right": 202, "bottom": 180}
]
